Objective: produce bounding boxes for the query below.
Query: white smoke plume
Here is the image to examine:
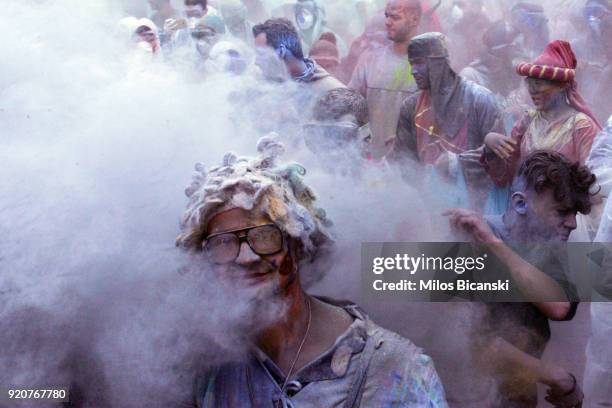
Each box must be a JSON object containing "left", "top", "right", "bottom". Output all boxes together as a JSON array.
[{"left": 0, "top": 1, "right": 288, "bottom": 406}]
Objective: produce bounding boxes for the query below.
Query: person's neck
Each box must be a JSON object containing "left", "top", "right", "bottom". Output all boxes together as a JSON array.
[
  {"left": 391, "top": 28, "right": 417, "bottom": 56},
  {"left": 540, "top": 98, "right": 573, "bottom": 122},
  {"left": 255, "top": 285, "right": 312, "bottom": 372},
  {"left": 503, "top": 212, "right": 533, "bottom": 242},
  {"left": 287, "top": 57, "right": 310, "bottom": 79},
  {"left": 502, "top": 212, "right": 519, "bottom": 241}
]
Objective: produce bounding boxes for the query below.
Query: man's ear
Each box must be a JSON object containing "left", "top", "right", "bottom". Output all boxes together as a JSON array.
[
  {"left": 279, "top": 237, "right": 301, "bottom": 276},
  {"left": 511, "top": 192, "right": 529, "bottom": 215},
  {"left": 288, "top": 237, "right": 305, "bottom": 266},
  {"left": 277, "top": 44, "right": 288, "bottom": 60}
]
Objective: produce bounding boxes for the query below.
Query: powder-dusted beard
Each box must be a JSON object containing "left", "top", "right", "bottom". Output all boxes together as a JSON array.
[
  {"left": 200, "top": 259, "right": 290, "bottom": 343},
  {"left": 233, "top": 276, "right": 288, "bottom": 340},
  {"left": 173, "top": 257, "right": 287, "bottom": 346}
]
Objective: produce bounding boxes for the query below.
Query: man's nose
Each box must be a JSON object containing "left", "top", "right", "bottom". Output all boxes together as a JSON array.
[
  {"left": 235, "top": 241, "right": 260, "bottom": 265},
  {"left": 564, "top": 213, "right": 577, "bottom": 230}
]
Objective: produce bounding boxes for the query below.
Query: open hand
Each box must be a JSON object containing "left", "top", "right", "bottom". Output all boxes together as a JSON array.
[
  {"left": 484, "top": 132, "right": 516, "bottom": 159},
  {"left": 164, "top": 18, "right": 187, "bottom": 34}
]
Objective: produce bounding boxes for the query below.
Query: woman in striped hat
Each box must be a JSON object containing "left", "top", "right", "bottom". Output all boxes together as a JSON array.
[{"left": 481, "top": 40, "right": 602, "bottom": 188}]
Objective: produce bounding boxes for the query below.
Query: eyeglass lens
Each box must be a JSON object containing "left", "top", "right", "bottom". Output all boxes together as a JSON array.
[{"left": 205, "top": 225, "right": 283, "bottom": 264}]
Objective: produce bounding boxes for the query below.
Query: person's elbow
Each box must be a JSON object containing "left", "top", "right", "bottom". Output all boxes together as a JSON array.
[{"left": 546, "top": 302, "right": 572, "bottom": 321}]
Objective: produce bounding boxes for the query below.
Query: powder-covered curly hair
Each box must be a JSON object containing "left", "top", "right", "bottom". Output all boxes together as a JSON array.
[
  {"left": 513, "top": 150, "right": 597, "bottom": 215},
  {"left": 176, "top": 135, "right": 334, "bottom": 264}
]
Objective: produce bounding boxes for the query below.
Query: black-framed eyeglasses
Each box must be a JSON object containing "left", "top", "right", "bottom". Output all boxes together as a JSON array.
[{"left": 203, "top": 224, "right": 284, "bottom": 264}]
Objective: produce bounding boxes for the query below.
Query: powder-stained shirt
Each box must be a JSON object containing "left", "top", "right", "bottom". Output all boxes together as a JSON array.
[
  {"left": 390, "top": 78, "right": 502, "bottom": 211},
  {"left": 392, "top": 78, "right": 501, "bottom": 166},
  {"left": 476, "top": 216, "right": 579, "bottom": 407},
  {"left": 483, "top": 216, "right": 579, "bottom": 352},
  {"left": 193, "top": 299, "right": 448, "bottom": 407},
  {"left": 482, "top": 110, "right": 601, "bottom": 187},
  {"left": 349, "top": 45, "right": 417, "bottom": 159}
]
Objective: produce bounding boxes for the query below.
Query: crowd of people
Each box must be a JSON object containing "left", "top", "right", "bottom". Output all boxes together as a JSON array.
[{"left": 115, "top": 0, "right": 612, "bottom": 407}]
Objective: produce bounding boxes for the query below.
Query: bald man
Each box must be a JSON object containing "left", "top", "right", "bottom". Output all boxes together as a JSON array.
[{"left": 349, "top": 0, "right": 421, "bottom": 159}]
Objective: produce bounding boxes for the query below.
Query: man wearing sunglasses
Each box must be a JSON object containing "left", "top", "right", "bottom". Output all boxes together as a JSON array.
[
  {"left": 508, "top": 2, "right": 551, "bottom": 61},
  {"left": 190, "top": 15, "right": 226, "bottom": 60},
  {"left": 177, "top": 138, "right": 447, "bottom": 407},
  {"left": 304, "top": 88, "right": 374, "bottom": 174},
  {"left": 460, "top": 22, "right": 520, "bottom": 100}
]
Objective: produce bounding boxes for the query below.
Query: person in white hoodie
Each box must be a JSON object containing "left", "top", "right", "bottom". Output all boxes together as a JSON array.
[{"left": 118, "top": 17, "right": 161, "bottom": 55}]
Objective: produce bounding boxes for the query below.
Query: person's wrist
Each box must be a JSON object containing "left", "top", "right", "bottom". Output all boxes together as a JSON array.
[
  {"left": 555, "top": 372, "right": 577, "bottom": 395},
  {"left": 483, "top": 236, "right": 504, "bottom": 247},
  {"left": 542, "top": 365, "right": 574, "bottom": 393}
]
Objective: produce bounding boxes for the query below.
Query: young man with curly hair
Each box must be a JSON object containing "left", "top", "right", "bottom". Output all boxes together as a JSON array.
[{"left": 446, "top": 150, "right": 595, "bottom": 407}]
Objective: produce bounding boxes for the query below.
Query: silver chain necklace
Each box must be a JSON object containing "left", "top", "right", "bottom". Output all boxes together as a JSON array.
[{"left": 276, "top": 296, "right": 312, "bottom": 408}]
